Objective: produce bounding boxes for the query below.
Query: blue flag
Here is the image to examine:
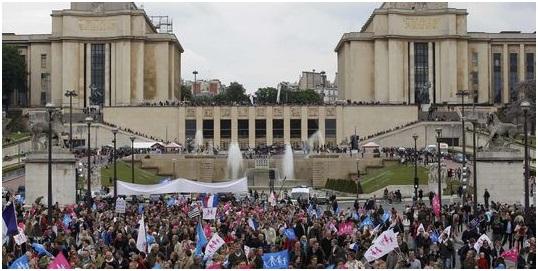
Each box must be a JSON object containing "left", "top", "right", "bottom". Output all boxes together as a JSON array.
[
  {"left": 63, "top": 214, "right": 72, "bottom": 228},
  {"left": 248, "top": 217, "right": 259, "bottom": 231},
  {"left": 469, "top": 217, "right": 479, "bottom": 229},
  {"left": 262, "top": 250, "right": 289, "bottom": 269},
  {"left": 31, "top": 243, "right": 53, "bottom": 257},
  {"left": 284, "top": 228, "right": 297, "bottom": 240},
  {"left": 382, "top": 211, "right": 391, "bottom": 223},
  {"left": 138, "top": 204, "right": 145, "bottom": 215},
  {"left": 9, "top": 255, "right": 29, "bottom": 269},
  {"left": 194, "top": 223, "right": 207, "bottom": 256},
  {"left": 2, "top": 202, "right": 18, "bottom": 236},
  {"left": 430, "top": 230, "right": 440, "bottom": 243},
  {"left": 167, "top": 197, "right": 176, "bottom": 208},
  {"left": 359, "top": 215, "right": 373, "bottom": 228}
]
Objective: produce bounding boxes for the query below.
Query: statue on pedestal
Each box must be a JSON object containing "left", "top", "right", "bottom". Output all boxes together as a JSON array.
[
  {"left": 484, "top": 112, "right": 522, "bottom": 150},
  {"left": 29, "top": 110, "right": 65, "bottom": 151}
]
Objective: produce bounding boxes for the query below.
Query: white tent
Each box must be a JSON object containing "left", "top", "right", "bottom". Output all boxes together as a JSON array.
[{"left": 117, "top": 177, "right": 248, "bottom": 195}]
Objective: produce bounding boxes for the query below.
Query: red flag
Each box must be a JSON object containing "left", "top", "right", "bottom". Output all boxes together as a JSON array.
[
  {"left": 432, "top": 193, "right": 440, "bottom": 217},
  {"left": 501, "top": 247, "right": 518, "bottom": 262},
  {"left": 48, "top": 252, "right": 71, "bottom": 269}
]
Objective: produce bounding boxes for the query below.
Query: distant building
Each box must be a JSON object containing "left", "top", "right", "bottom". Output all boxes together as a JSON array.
[
  {"left": 2, "top": 2, "right": 184, "bottom": 109},
  {"left": 185, "top": 79, "right": 223, "bottom": 96},
  {"left": 298, "top": 70, "right": 326, "bottom": 90}
]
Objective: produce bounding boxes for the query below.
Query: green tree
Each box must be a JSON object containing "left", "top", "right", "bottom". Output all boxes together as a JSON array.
[
  {"left": 2, "top": 45, "right": 26, "bottom": 109},
  {"left": 181, "top": 84, "right": 192, "bottom": 101},
  {"left": 500, "top": 79, "right": 536, "bottom": 134},
  {"left": 221, "top": 82, "right": 249, "bottom": 104},
  {"left": 255, "top": 87, "right": 278, "bottom": 105}
]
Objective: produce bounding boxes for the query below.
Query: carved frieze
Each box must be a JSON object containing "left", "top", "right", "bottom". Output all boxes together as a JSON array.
[
  {"left": 78, "top": 18, "right": 117, "bottom": 32},
  {"left": 256, "top": 107, "right": 265, "bottom": 118},
  {"left": 221, "top": 108, "right": 231, "bottom": 118},
  {"left": 291, "top": 107, "right": 301, "bottom": 118},
  {"left": 238, "top": 107, "right": 248, "bottom": 118},
  {"left": 325, "top": 107, "right": 336, "bottom": 117},
  {"left": 307, "top": 107, "right": 319, "bottom": 118},
  {"left": 273, "top": 107, "right": 283, "bottom": 118},
  {"left": 186, "top": 108, "right": 195, "bottom": 118}
]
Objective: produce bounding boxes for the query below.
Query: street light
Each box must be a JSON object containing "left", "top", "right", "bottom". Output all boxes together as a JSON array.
[
  {"left": 456, "top": 90, "right": 469, "bottom": 176},
  {"left": 130, "top": 136, "right": 136, "bottom": 183},
  {"left": 435, "top": 128, "right": 443, "bottom": 209},
  {"left": 521, "top": 100, "right": 531, "bottom": 212},
  {"left": 46, "top": 103, "right": 56, "bottom": 223},
  {"left": 85, "top": 116, "right": 93, "bottom": 203},
  {"left": 412, "top": 134, "right": 419, "bottom": 203},
  {"left": 112, "top": 128, "right": 118, "bottom": 198},
  {"left": 193, "top": 71, "right": 198, "bottom": 95},
  {"left": 466, "top": 116, "right": 479, "bottom": 215},
  {"left": 64, "top": 90, "right": 77, "bottom": 152}
]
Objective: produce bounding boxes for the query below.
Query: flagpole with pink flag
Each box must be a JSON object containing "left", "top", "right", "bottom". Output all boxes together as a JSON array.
[{"left": 48, "top": 252, "right": 71, "bottom": 269}]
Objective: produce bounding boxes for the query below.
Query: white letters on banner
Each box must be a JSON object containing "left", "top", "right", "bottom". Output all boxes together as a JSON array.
[
  {"left": 203, "top": 208, "right": 217, "bottom": 220},
  {"left": 364, "top": 229, "right": 399, "bottom": 262},
  {"left": 204, "top": 234, "right": 225, "bottom": 259},
  {"left": 115, "top": 198, "right": 126, "bottom": 214}
]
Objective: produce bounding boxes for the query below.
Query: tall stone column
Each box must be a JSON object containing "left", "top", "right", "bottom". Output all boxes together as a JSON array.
[
  {"left": 284, "top": 107, "right": 290, "bottom": 144},
  {"left": 503, "top": 44, "right": 509, "bottom": 103},
  {"left": 214, "top": 107, "right": 221, "bottom": 149},
  {"left": 266, "top": 107, "right": 273, "bottom": 146},
  {"left": 428, "top": 42, "right": 434, "bottom": 105},
  {"left": 409, "top": 42, "right": 415, "bottom": 103},
  {"left": 248, "top": 107, "right": 255, "bottom": 148},
  {"left": 519, "top": 44, "right": 525, "bottom": 82}
]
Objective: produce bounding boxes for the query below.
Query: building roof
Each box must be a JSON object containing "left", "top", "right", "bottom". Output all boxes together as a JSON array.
[{"left": 133, "top": 141, "right": 164, "bottom": 149}]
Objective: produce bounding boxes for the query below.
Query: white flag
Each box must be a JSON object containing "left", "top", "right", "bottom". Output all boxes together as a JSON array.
[
  {"left": 204, "top": 234, "right": 225, "bottom": 259},
  {"left": 364, "top": 229, "right": 399, "bottom": 262},
  {"left": 417, "top": 223, "right": 425, "bottom": 233},
  {"left": 439, "top": 226, "right": 451, "bottom": 243},
  {"left": 14, "top": 228, "right": 27, "bottom": 245},
  {"left": 136, "top": 216, "right": 147, "bottom": 253},
  {"left": 474, "top": 234, "right": 492, "bottom": 252}
]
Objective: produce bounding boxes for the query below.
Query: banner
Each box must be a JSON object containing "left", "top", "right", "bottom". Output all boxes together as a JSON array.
[
  {"left": 474, "top": 234, "right": 492, "bottom": 252},
  {"left": 9, "top": 255, "right": 29, "bottom": 269},
  {"left": 337, "top": 222, "right": 354, "bottom": 236},
  {"left": 203, "top": 208, "right": 217, "bottom": 220},
  {"left": 117, "top": 177, "right": 248, "bottom": 196},
  {"left": 115, "top": 198, "right": 126, "bottom": 214},
  {"left": 262, "top": 250, "right": 289, "bottom": 269},
  {"left": 284, "top": 228, "right": 297, "bottom": 240},
  {"left": 432, "top": 194, "right": 440, "bottom": 217},
  {"left": 204, "top": 234, "right": 225, "bottom": 259},
  {"left": 364, "top": 229, "right": 399, "bottom": 262},
  {"left": 48, "top": 252, "right": 71, "bottom": 269},
  {"left": 13, "top": 229, "right": 27, "bottom": 245},
  {"left": 189, "top": 208, "right": 201, "bottom": 219}
]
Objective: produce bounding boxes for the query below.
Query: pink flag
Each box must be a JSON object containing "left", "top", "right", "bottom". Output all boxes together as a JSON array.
[
  {"left": 48, "top": 252, "right": 71, "bottom": 269},
  {"left": 338, "top": 222, "right": 354, "bottom": 236},
  {"left": 432, "top": 194, "right": 440, "bottom": 217},
  {"left": 501, "top": 247, "right": 518, "bottom": 262}
]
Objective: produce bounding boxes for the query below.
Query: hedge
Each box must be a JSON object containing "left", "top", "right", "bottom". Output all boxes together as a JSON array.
[{"left": 325, "top": 178, "right": 363, "bottom": 194}]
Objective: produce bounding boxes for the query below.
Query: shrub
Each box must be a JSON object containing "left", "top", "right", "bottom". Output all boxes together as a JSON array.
[{"left": 325, "top": 178, "right": 363, "bottom": 194}]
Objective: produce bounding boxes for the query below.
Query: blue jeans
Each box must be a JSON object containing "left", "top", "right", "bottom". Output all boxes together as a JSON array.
[{"left": 443, "top": 258, "right": 452, "bottom": 269}]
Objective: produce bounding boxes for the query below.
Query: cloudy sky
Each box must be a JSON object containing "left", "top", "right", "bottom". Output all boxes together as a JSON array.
[{"left": 2, "top": 2, "right": 536, "bottom": 93}]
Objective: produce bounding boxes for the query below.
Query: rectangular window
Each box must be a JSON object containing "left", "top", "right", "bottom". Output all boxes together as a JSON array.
[
  {"left": 290, "top": 119, "right": 301, "bottom": 139},
  {"left": 471, "top": 52, "right": 478, "bottom": 66},
  {"left": 493, "top": 53, "right": 502, "bottom": 103},
  {"left": 220, "top": 120, "right": 231, "bottom": 139},
  {"left": 40, "top": 54, "right": 47, "bottom": 69},
  {"left": 90, "top": 44, "right": 105, "bottom": 105},
  {"left": 526, "top": 53, "right": 535, "bottom": 80},
  {"left": 325, "top": 119, "right": 336, "bottom": 138},
  {"left": 203, "top": 120, "right": 214, "bottom": 139},
  {"left": 185, "top": 120, "right": 196, "bottom": 140},
  {"left": 40, "top": 73, "right": 49, "bottom": 91},
  {"left": 272, "top": 119, "right": 284, "bottom": 139},
  {"left": 414, "top": 43, "right": 429, "bottom": 104},
  {"left": 509, "top": 53, "right": 518, "bottom": 102},
  {"left": 307, "top": 119, "right": 319, "bottom": 138},
  {"left": 255, "top": 120, "right": 266, "bottom": 139},
  {"left": 238, "top": 119, "right": 249, "bottom": 139}
]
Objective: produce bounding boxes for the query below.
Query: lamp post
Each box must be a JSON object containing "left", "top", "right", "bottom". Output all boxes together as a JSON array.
[
  {"left": 466, "top": 116, "right": 479, "bottom": 215},
  {"left": 193, "top": 71, "right": 198, "bottom": 95},
  {"left": 172, "top": 158, "right": 177, "bottom": 179},
  {"left": 85, "top": 116, "right": 93, "bottom": 203},
  {"left": 456, "top": 90, "right": 469, "bottom": 175},
  {"left": 46, "top": 103, "right": 56, "bottom": 223},
  {"left": 64, "top": 90, "right": 77, "bottom": 151},
  {"left": 112, "top": 128, "right": 118, "bottom": 198},
  {"left": 413, "top": 134, "right": 419, "bottom": 203},
  {"left": 521, "top": 100, "right": 531, "bottom": 212},
  {"left": 356, "top": 160, "right": 360, "bottom": 199},
  {"left": 435, "top": 128, "right": 443, "bottom": 209},
  {"left": 130, "top": 136, "right": 136, "bottom": 183}
]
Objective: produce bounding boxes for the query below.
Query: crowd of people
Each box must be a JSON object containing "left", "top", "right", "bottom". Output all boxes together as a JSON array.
[{"left": 2, "top": 186, "right": 536, "bottom": 269}]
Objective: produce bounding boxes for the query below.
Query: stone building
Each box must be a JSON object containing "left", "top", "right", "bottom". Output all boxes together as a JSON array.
[
  {"left": 2, "top": 2, "right": 183, "bottom": 110},
  {"left": 335, "top": 2, "right": 535, "bottom": 105}
]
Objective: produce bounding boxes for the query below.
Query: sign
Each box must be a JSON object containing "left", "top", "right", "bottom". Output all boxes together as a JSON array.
[
  {"left": 204, "top": 234, "right": 225, "bottom": 259},
  {"left": 337, "top": 222, "right": 354, "bottom": 236},
  {"left": 115, "top": 198, "right": 126, "bottom": 214},
  {"left": 364, "top": 229, "right": 399, "bottom": 262},
  {"left": 189, "top": 208, "right": 201, "bottom": 219},
  {"left": 14, "top": 229, "right": 27, "bottom": 245},
  {"left": 203, "top": 208, "right": 217, "bottom": 220},
  {"left": 262, "top": 250, "right": 289, "bottom": 269},
  {"left": 474, "top": 234, "right": 492, "bottom": 252}
]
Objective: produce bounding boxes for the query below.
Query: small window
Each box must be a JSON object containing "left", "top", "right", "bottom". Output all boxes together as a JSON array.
[{"left": 41, "top": 54, "right": 47, "bottom": 69}]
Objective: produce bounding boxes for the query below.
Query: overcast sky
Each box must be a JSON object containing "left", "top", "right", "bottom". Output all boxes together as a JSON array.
[{"left": 2, "top": 2, "right": 536, "bottom": 93}]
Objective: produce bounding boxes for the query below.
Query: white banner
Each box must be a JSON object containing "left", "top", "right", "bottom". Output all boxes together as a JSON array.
[
  {"left": 14, "top": 229, "right": 27, "bottom": 245},
  {"left": 204, "top": 234, "right": 225, "bottom": 259},
  {"left": 474, "top": 234, "right": 492, "bottom": 252},
  {"left": 203, "top": 208, "right": 217, "bottom": 220},
  {"left": 364, "top": 229, "right": 399, "bottom": 262},
  {"left": 115, "top": 198, "right": 126, "bottom": 214},
  {"left": 117, "top": 177, "right": 248, "bottom": 196},
  {"left": 136, "top": 216, "right": 147, "bottom": 253}
]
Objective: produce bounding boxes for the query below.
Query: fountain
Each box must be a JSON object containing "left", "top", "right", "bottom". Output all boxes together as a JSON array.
[
  {"left": 282, "top": 143, "right": 295, "bottom": 180},
  {"left": 227, "top": 142, "right": 243, "bottom": 179},
  {"left": 306, "top": 130, "right": 325, "bottom": 156},
  {"left": 195, "top": 130, "right": 203, "bottom": 152}
]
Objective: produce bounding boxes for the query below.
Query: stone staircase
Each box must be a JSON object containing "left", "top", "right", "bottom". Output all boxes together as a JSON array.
[{"left": 198, "top": 159, "right": 215, "bottom": 182}]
